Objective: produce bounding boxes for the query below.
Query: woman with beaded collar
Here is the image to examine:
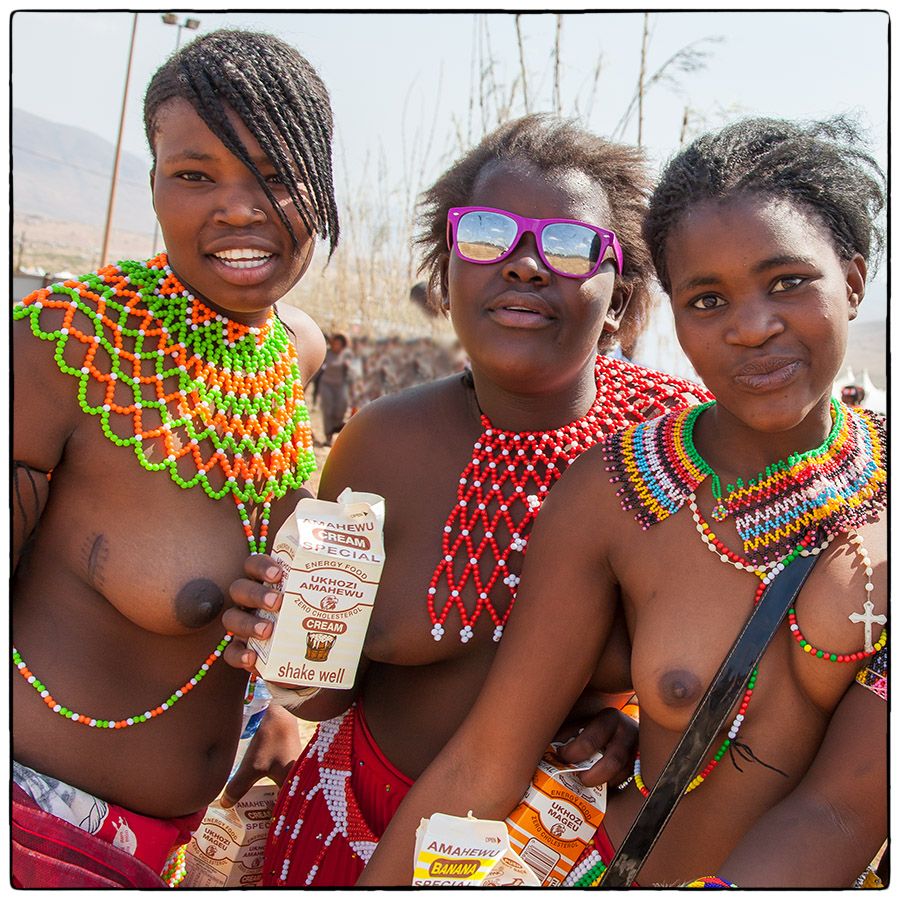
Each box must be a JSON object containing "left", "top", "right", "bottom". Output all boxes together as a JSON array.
[
  {"left": 12, "top": 30, "right": 338, "bottom": 887},
  {"left": 356, "top": 117, "right": 887, "bottom": 888},
  {"left": 223, "top": 114, "right": 710, "bottom": 886}
]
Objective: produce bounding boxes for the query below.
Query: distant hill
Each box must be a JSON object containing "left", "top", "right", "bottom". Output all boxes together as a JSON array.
[{"left": 12, "top": 107, "right": 156, "bottom": 234}]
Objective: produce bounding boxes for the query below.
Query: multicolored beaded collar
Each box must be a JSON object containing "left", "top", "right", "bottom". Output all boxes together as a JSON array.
[
  {"left": 609, "top": 398, "right": 885, "bottom": 567},
  {"left": 13, "top": 254, "right": 316, "bottom": 727},
  {"left": 605, "top": 399, "right": 887, "bottom": 794},
  {"left": 427, "top": 356, "right": 711, "bottom": 643}
]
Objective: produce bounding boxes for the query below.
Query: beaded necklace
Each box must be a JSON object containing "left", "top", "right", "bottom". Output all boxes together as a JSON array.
[
  {"left": 606, "top": 399, "right": 886, "bottom": 795},
  {"left": 13, "top": 254, "right": 315, "bottom": 727},
  {"left": 427, "top": 356, "right": 711, "bottom": 643},
  {"left": 690, "top": 399, "right": 883, "bottom": 564}
]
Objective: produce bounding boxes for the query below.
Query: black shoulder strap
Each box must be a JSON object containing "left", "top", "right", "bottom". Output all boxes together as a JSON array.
[{"left": 601, "top": 551, "right": 820, "bottom": 887}]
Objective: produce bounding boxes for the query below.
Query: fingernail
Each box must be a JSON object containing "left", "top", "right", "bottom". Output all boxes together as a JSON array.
[
  {"left": 254, "top": 621, "right": 270, "bottom": 637},
  {"left": 241, "top": 652, "right": 254, "bottom": 666},
  {"left": 263, "top": 592, "right": 279, "bottom": 609},
  {"left": 220, "top": 795, "right": 234, "bottom": 808},
  {"left": 265, "top": 566, "right": 281, "bottom": 582}
]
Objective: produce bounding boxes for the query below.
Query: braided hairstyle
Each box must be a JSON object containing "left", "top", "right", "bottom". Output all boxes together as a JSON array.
[
  {"left": 645, "top": 116, "right": 885, "bottom": 294},
  {"left": 417, "top": 114, "right": 655, "bottom": 353},
  {"left": 144, "top": 29, "right": 339, "bottom": 254}
]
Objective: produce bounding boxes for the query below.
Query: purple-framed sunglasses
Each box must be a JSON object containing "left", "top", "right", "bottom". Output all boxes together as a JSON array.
[{"left": 447, "top": 206, "right": 623, "bottom": 278}]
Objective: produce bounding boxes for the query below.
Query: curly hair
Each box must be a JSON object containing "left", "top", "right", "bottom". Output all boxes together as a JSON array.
[
  {"left": 416, "top": 114, "right": 655, "bottom": 353},
  {"left": 645, "top": 116, "right": 886, "bottom": 293},
  {"left": 144, "top": 29, "right": 339, "bottom": 255}
]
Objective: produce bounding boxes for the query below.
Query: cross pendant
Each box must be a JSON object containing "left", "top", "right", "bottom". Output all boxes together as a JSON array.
[{"left": 848, "top": 599, "right": 887, "bottom": 653}]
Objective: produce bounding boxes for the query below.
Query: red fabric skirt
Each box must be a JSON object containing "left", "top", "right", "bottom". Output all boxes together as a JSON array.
[
  {"left": 11, "top": 782, "right": 203, "bottom": 888},
  {"left": 262, "top": 703, "right": 413, "bottom": 886}
]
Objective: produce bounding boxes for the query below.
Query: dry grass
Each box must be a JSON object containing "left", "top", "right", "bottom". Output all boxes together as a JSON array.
[
  {"left": 13, "top": 212, "right": 154, "bottom": 275},
  {"left": 283, "top": 251, "right": 454, "bottom": 343}
]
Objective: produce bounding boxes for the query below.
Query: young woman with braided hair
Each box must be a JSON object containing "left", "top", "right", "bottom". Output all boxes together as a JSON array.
[
  {"left": 12, "top": 29, "right": 338, "bottom": 887},
  {"left": 223, "top": 113, "right": 711, "bottom": 886},
  {"left": 357, "top": 116, "right": 887, "bottom": 888},
  {"left": 142, "top": 28, "right": 339, "bottom": 259}
]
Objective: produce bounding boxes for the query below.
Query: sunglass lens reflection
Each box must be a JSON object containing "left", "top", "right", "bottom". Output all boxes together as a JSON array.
[
  {"left": 456, "top": 211, "right": 518, "bottom": 261},
  {"left": 541, "top": 223, "right": 601, "bottom": 276}
]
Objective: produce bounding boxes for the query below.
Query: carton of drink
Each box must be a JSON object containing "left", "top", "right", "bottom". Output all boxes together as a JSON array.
[
  {"left": 483, "top": 845, "right": 543, "bottom": 886},
  {"left": 248, "top": 488, "right": 385, "bottom": 690},
  {"left": 181, "top": 780, "right": 277, "bottom": 888},
  {"left": 181, "top": 714, "right": 307, "bottom": 887},
  {"left": 503, "top": 744, "right": 607, "bottom": 886},
  {"left": 412, "top": 812, "right": 539, "bottom": 886}
]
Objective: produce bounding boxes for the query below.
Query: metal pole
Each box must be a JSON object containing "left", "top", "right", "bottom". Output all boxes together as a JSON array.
[
  {"left": 100, "top": 12, "right": 138, "bottom": 267},
  {"left": 637, "top": 13, "right": 650, "bottom": 147}
]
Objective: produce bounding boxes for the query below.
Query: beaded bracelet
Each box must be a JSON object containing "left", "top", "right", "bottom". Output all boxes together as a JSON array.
[
  {"left": 161, "top": 844, "right": 187, "bottom": 888},
  {"left": 569, "top": 852, "right": 607, "bottom": 887},
  {"left": 683, "top": 874, "right": 738, "bottom": 888}
]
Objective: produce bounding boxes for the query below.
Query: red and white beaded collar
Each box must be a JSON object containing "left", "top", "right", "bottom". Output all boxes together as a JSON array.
[{"left": 426, "top": 354, "right": 710, "bottom": 642}]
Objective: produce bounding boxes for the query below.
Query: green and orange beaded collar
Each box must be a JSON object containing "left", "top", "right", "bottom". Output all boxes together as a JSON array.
[
  {"left": 13, "top": 255, "right": 317, "bottom": 727},
  {"left": 14, "top": 253, "right": 316, "bottom": 513}
]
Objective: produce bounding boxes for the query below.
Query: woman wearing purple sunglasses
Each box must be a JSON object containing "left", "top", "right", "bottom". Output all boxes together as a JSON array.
[
  {"left": 223, "top": 114, "right": 709, "bottom": 886},
  {"left": 358, "top": 117, "right": 887, "bottom": 888}
]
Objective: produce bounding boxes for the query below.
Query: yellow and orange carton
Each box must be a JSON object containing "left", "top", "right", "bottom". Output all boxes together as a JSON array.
[
  {"left": 504, "top": 744, "right": 607, "bottom": 886},
  {"left": 412, "top": 812, "right": 540, "bottom": 886}
]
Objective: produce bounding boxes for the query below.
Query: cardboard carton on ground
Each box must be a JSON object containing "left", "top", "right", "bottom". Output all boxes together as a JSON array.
[{"left": 181, "top": 779, "right": 278, "bottom": 888}]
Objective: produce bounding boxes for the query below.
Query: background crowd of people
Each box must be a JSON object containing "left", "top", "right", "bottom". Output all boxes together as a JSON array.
[{"left": 309, "top": 332, "right": 465, "bottom": 444}]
